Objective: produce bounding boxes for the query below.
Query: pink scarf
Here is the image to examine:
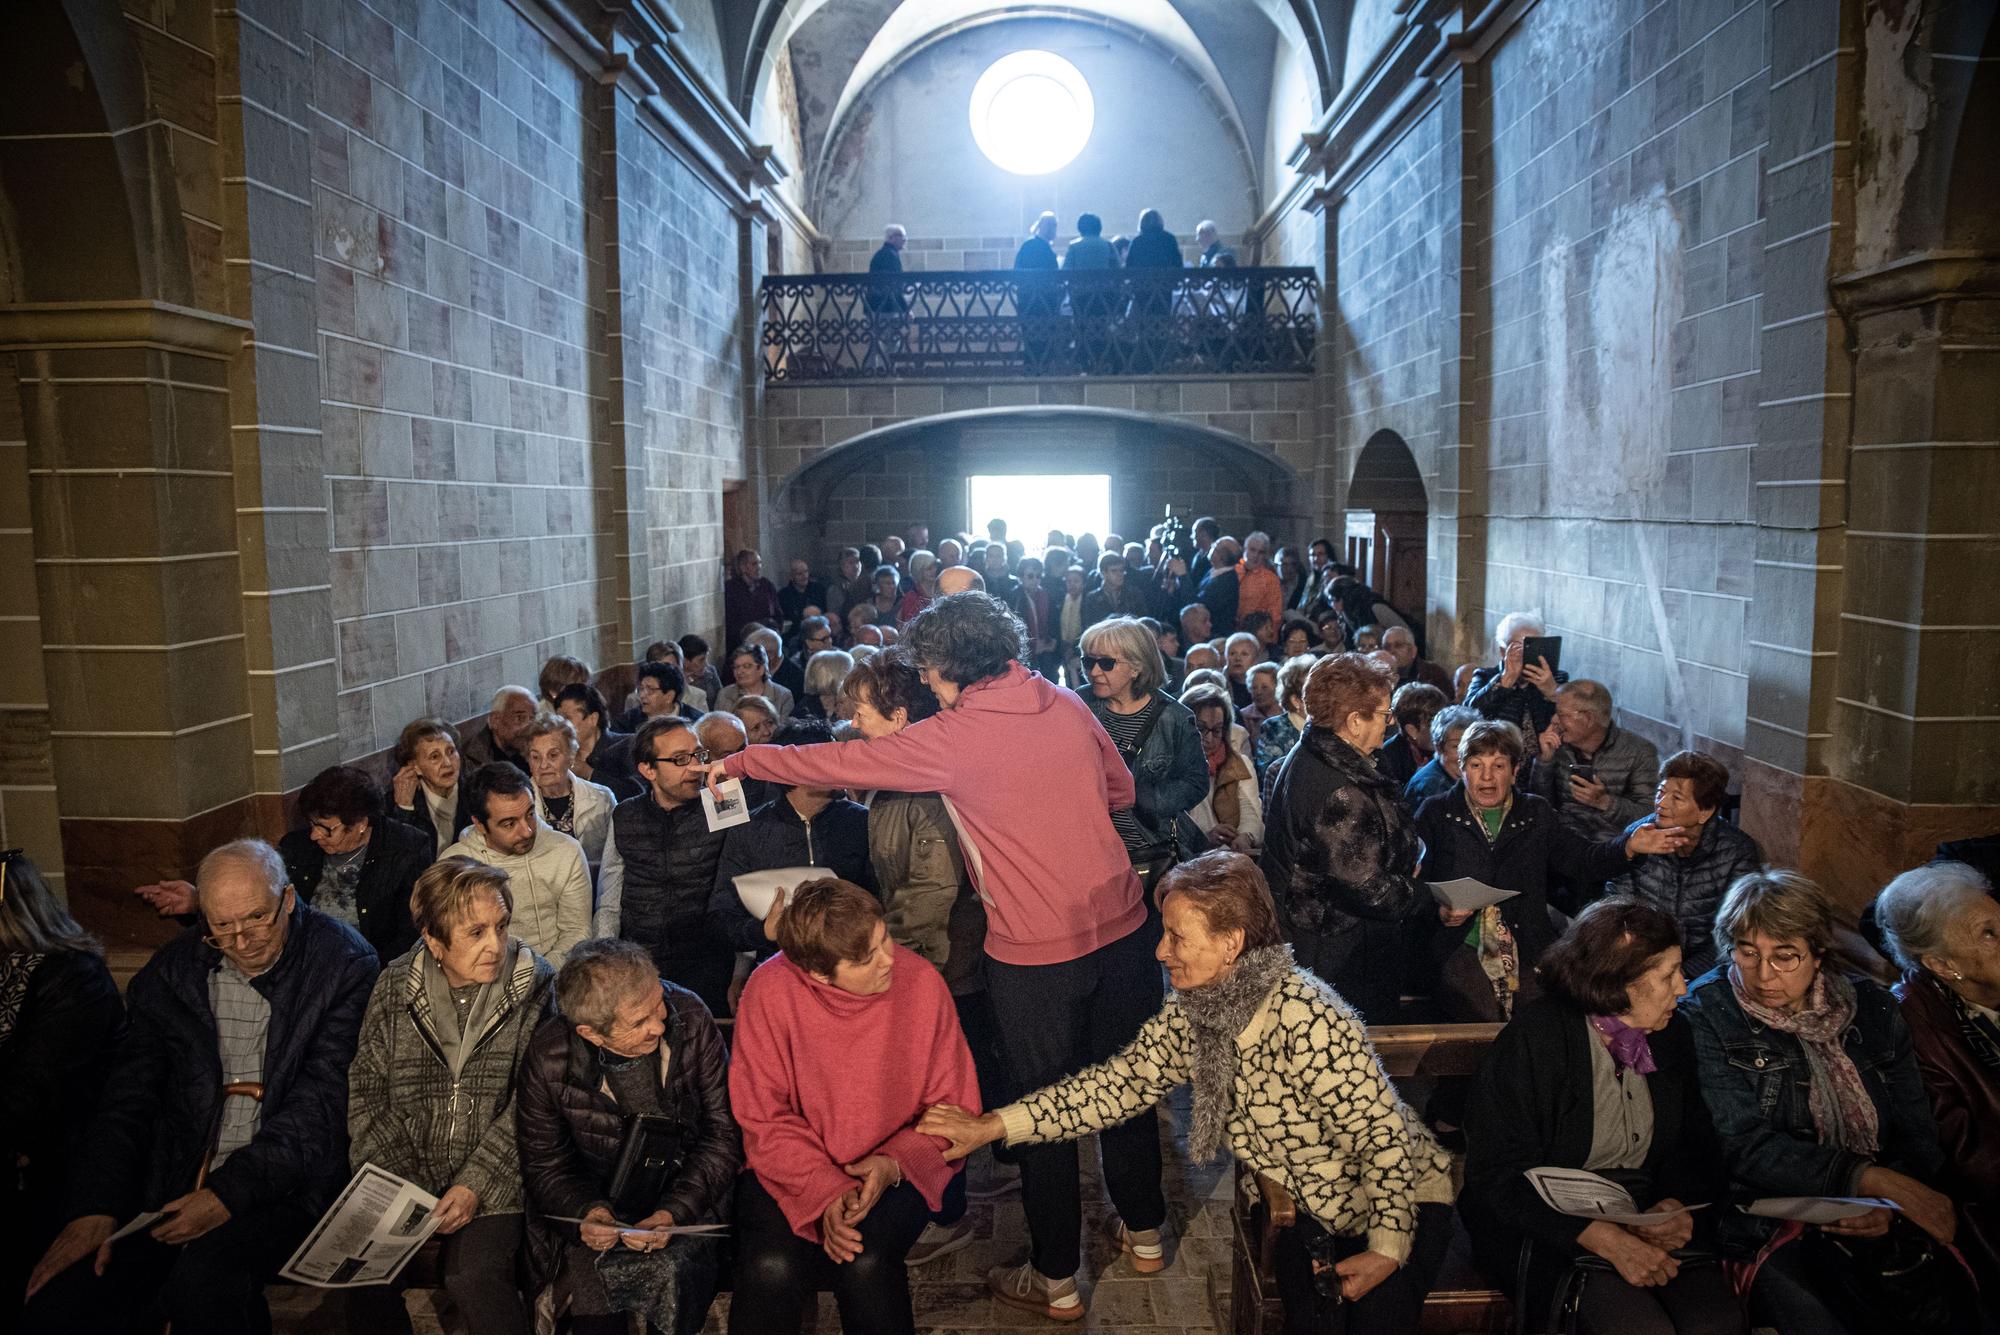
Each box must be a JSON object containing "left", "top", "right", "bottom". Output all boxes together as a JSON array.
[{"left": 1727, "top": 966, "right": 1879, "bottom": 1154}]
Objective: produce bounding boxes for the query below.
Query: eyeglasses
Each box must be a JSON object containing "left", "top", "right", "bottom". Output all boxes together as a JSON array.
[
  {"left": 1195, "top": 723, "right": 1228, "bottom": 738},
  {"left": 1081, "top": 655, "right": 1122, "bottom": 673},
  {"left": 655, "top": 746, "right": 712, "bottom": 768},
  {"left": 203, "top": 887, "right": 292, "bottom": 948},
  {"left": 1731, "top": 943, "right": 1810, "bottom": 974}
]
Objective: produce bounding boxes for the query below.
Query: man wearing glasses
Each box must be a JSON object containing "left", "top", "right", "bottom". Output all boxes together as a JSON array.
[
  {"left": 596, "top": 716, "right": 734, "bottom": 1015},
  {"left": 24, "top": 839, "right": 378, "bottom": 1335}
]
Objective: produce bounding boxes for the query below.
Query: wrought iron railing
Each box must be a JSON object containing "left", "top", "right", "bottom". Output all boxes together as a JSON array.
[{"left": 759, "top": 267, "right": 1319, "bottom": 381}]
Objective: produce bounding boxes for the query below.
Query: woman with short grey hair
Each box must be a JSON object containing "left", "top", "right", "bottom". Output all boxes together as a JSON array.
[
  {"left": 800, "top": 647, "right": 855, "bottom": 721},
  {"left": 1464, "top": 610, "right": 1567, "bottom": 735},
  {"left": 519, "top": 712, "right": 617, "bottom": 867},
  {"left": 1880, "top": 861, "right": 2000, "bottom": 1295},
  {"left": 1080, "top": 617, "right": 1209, "bottom": 887}
]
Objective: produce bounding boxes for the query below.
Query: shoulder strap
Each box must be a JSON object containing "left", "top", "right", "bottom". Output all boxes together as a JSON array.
[{"left": 1116, "top": 696, "right": 1171, "bottom": 770}]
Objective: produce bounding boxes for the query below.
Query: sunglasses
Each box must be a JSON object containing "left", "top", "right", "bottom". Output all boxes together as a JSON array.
[{"left": 1081, "top": 655, "right": 1122, "bottom": 673}]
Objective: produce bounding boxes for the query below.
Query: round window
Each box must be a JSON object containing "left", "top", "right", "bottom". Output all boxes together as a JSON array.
[{"left": 969, "top": 50, "right": 1094, "bottom": 176}]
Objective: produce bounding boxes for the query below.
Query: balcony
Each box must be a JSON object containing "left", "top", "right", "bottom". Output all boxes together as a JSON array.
[{"left": 758, "top": 267, "right": 1320, "bottom": 382}]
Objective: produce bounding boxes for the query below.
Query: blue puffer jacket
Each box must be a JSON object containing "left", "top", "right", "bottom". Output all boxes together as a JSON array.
[
  {"left": 64, "top": 902, "right": 379, "bottom": 1223},
  {"left": 1681, "top": 964, "right": 1946, "bottom": 1253}
]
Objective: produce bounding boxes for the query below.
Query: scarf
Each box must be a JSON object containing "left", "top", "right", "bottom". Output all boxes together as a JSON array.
[
  {"left": 1174, "top": 944, "right": 1295, "bottom": 1161},
  {"left": 1729, "top": 966, "right": 1879, "bottom": 1154},
  {"left": 0, "top": 950, "right": 46, "bottom": 1051},
  {"left": 1589, "top": 1013, "right": 1658, "bottom": 1075},
  {"left": 421, "top": 946, "right": 510, "bottom": 1081}
]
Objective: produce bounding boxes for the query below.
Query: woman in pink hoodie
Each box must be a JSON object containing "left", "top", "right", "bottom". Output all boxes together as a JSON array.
[
  {"left": 708, "top": 593, "right": 1171, "bottom": 1321},
  {"left": 728, "top": 879, "right": 977, "bottom": 1335}
]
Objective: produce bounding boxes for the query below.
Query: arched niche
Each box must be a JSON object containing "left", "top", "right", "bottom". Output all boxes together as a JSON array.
[
  {"left": 771, "top": 405, "right": 1307, "bottom": 560},
  {"left": 1343, "top": 428, "right": 1427, "bottom": 620}
]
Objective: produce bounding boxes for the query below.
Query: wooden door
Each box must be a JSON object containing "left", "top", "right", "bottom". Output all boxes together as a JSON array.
[{"left": 1374, "top": 509, "right": 1426, "bottom": 614}]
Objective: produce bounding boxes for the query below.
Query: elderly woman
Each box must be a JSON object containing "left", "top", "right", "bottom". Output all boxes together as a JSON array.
[
  {"left": 868, "top": 565, "right": 903, "bottom": 625},
  {"left": 520, "top": 713, "right": 617, "bottom": 868},
  {"left": 1080, "top": 617, "right": 1210, "bottom": 887},
  {"left": 346, "top": 860, "right": 555, "bottom": 1335},
  {"left": 922, "top": 852, "right": 1456, "bottom": 1329},
  {"left": 1877, "top": 861, "right": 2000, "bottom": 1295},
  {"left": 715, "top": 643, "right": 796, "bottom": 722},
  {"left": 1404, "top": 704, "right": 1478, "bottom": 808},
  {"left": 1253, "top": 653, "right": 1314, "bottom": 794},
  {"left": 1277, "top": 616, "right": 1319, "bottom": 661},
  {"left": 1464, "top": 612, "right": 1568, "bottom": 736},
  {"left": 1605, "top": 751, "right": 1763, "bottom": 976},
  {"left": 1415, "top": 722, "right": 1679, "bottom": 1022},
  {"left": 1240, "top": 661, "right": 1283, "bottom": 733},
  {"left": 0, "top": 853, "right": 122, "bottom": 1324},
  {"left": 390, "top": 716, "right": 473, "bottom": 856},
  {"left": 798, "top": 647, "right": 855, "bottom": 721},
  {"left": 1682, "top": 871, "right": 1967, "bottom": 1335},
  {"left": 516, "top": 938, "right": 739, "bottom": 1335},
  {"left": 1260, "top": 653, "right": 1436, "bottom": 1023},
  {"left": 1053, "top": 565, "right": 1091, "bottom": 685},
  {"left": 1183, "top": 686, "right": 1264, "bottom": 855},
  {"left": 707, "top": 593, "right": 1170, "bottom": 1319},
  {"left": 896, "top": 550, "right": 939, "bottom": 625},
  {"left": 1463, "top": 897, "right": 1740, "bottom": 1335},
  {"left": 728, "top": 879, "right": 978, "bottom": 1334},
  {"left": 1378, "top": 683, "right": 1447, "bottom": 788},
  {"left": 1224, "top": 631, "right": 1261, "bottom": 709}
]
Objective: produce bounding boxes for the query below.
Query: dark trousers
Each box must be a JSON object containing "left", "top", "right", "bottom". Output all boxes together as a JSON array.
[
  {"left": 985, "top": 917, "right": 1169, "bottom": 1278},
  {"left": 726, "top": 1172, "right": 929, "bottom": 1335},
  {"left": 654, "top": 946, "right": 733, "bottom": 1018},
  {"left": 1273, "top": 1201, "right": 1452, "bottom": 1335},
  {"left": 342, "top": 1212, "right": 528, "bottom": 1335},
  {"left": 22, "top": 1198, "right": 317, "bottom": 1335},
  {"left": 1572, "top": 1260, "right": 1743, "bottom": 1335}
]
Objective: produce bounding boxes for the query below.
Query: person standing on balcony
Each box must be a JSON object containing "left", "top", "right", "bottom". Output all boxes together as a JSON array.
[
  {"left": 1064, "top": 213, "right": 1117, "bottom": 372},
  {"left": 1016, "top": 212, "right": 1061, "bottom": 372},
  {"left": 1123, "top": 209, "right": 1183, "bottom": 372},
  {"left": 866, "top": 224, "right": 908, "bottom": 373}
]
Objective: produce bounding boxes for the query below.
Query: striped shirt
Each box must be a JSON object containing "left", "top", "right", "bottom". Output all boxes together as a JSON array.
[
  {"left": 207, "top": 962, "right": 269, "bottom": 1167},
  {"left": 1098, "top": 698, "right": 1160, "bottom": 856}
]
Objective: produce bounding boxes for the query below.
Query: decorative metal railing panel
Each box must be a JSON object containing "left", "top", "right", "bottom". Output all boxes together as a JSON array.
[{"left": 759, "top": 268, "right": 1319, "bottom": 381}]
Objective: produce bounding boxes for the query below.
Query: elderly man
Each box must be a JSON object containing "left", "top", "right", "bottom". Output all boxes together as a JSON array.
[
  {"left": 1014, "top": 210, "right": 1059, "bottom": 270},
  {"left": 1082, "top": 552, "right": 1148, "bottom": 620},
  {"left": 1195, "top": 219, "right": 1238, "bottom": 268},
  {"left": 1234, "top": 532, "right": 1283, "bottom": 633},
  {"left": 463, "top": 685, "right": 536, "bottom": 773},
  {"left": 440, "top": 763, "right": 592, "bottom": 967},
  {"left": 1197, "top": 536, "right": 1242, "bottom": 636},
  {"left": 1464, "top": 611, "right": 1567, "bottom": 734},
  {"left": 937, "top": 565, "right": 986, "bottom": 596},
  {"left": 517, "top": 939, "right": 739, "bottom": 1335},
  {"left": 724, "top": 548, "right": 784, "bottom": 649},
  {"left": 1178, "top": 601, "right": 1213, "bottom": 653},
  {"left": 776, "top": 557, "right": 826, "bottom": 633},
  {"left": 1383, "top": 625, "right": 1451, "bottom": 694},
  {"left": 1528, "top": 679, "right": 1661, "bottom": 842},
  {"left": 25, "top": 840, "right": 377, "bottom": 1335},
  {"left": 596, "top": 717, "right": 734, "bottom": 1014}
]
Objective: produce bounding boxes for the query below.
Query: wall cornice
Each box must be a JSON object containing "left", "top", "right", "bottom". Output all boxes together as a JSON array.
[
  {"left": 0, "top": 300, "right": 251, "bottom": 358},
  {"left": 1831, "top": 250, "right": 2000, "bottom": 319}
]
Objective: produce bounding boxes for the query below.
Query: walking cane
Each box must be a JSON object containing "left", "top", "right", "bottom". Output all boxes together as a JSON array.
[{"left": 193, "top": 1081, "right": 265, "bottom": 1189}]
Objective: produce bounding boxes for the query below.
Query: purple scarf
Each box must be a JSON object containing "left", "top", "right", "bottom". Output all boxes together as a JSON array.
[{"left": 1589, "top": 1013, "right": 1658, "bottom": 1075}]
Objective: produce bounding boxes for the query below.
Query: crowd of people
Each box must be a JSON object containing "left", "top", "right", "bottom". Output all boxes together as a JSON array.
[{"left": 2, "top": 510, "right": 1995, "bottom": 1335}]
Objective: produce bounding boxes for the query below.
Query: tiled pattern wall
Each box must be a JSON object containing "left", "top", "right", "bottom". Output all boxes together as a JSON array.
[{"left": 311, "top": 0, "right": 614, "bottom": 757}]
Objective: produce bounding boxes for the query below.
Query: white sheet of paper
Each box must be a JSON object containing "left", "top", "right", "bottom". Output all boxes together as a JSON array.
[
  {"left": 701, "top": 778, "right": 752, "bottom": 833},
  {"left": 278, "top": 1163, "right": 442, "bottom": 1289},
  {"left": 546, "top": 1216, "right": 730, "bottom": 1238},
  {"left": 1429, "top": 877, "right": 1520, "bottom": 912},
  {"left": 109, "top": 1211, "right": 166, "bottom": 1243},
  {"left": 733, "top": 866, "right": 824, "bottom": 921},
  {"left": 1743, "top": 1196, "right": 1900, "bottom": 1224},
  {"left": 1524, "top": 1167, "right": 1704, "bottom": 1227}
]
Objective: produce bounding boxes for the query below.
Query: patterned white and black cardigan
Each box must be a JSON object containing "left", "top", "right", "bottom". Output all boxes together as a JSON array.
[{"left": 996, "top": 966, "right": 1455, "bottom": 1263}]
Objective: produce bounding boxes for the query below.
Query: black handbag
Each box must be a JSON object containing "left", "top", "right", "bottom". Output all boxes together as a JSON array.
[
  {"left": 606, "top": 1113, "right": 686, "bottom": 1222},
  {"left": 1805, "top": 1218, "right": 1979, "bottom": 1335}
]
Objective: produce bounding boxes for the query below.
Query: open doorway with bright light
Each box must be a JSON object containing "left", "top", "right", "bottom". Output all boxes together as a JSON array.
[{"left": 967, "top": 474, "right": 1111, "bottom": 551}]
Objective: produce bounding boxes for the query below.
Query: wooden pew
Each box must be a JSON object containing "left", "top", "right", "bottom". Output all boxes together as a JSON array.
[{"left": 1229, "top": 1023, "right": 1510, "bottom": 1335}]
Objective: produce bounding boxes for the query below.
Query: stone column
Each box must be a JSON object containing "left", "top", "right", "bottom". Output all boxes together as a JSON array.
[{"left": 0, "top": 301, "right": 251, "bottom": 942}]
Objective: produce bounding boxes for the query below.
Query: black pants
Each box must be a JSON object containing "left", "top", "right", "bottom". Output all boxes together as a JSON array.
[
  {"left": 1273, "top": 1201, "right": 1452, "bottom": 1335},
  {"left": 1572, "top": 1261, "right": 1743, "bottom": 1335},
  {"left": 985, "top": 917, "right": 1169, "bottom": 1278},
  {"left": 342, "top": 1213, "right": 528, "bottom": 1335},
  {"left": 654, "top": 945, "right": 733, "bottom": 1018},
  {"left": 23, "top": 1198, "right": 317, "bottom": 1335},
  {"left": 726, "top": 1172, "right": 929, "bottom": 1335}
]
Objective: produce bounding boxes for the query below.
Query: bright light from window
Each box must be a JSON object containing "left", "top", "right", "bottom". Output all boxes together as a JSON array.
[
  {"left": 968, "top": 474, "right": 1111, "bottom": 550},
  {"left": 969, "top": 50, "right": 1093, "bottom": 176}
]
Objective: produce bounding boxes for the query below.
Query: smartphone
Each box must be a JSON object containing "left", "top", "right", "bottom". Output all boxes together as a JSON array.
[
  {"left": 1569, "top": 762, "right": 1596, "bottom": 783},
  {"left": 1521, "top": 635, "right": 1562, "bottom": 674}
]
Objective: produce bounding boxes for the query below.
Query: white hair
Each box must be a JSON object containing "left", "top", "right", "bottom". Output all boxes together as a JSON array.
[
  {"left": 1877, "top": 862, "right": 1995, "bottom": 973},
  {"left": 197, "top": 839, "right": 289, "bottom": 900},
  {"left": 1225, "top": 631, "right": 1261, "bottom": 655},
  {"left": 490, "top": 684, "right": 535, "bottom": 708},
  {"left": 1493, "top": 611, "right": 1545, "bottom": 650},
  {"left": 884, "top": 223, "right": 906, "bottom": 241}
]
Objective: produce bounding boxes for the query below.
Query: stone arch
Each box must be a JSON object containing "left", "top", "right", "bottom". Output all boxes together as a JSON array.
[
  {"left": 1343, "top": 429, "right": 1427, "bottom": 624},
  {"left": 771, "top": 405, "right": 1306, "bottom": 560},
  {"left": 1347, "top": 428, "right": 1427, "bottom": 511}
]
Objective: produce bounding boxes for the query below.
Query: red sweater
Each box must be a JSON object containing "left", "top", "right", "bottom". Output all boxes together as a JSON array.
[
  {"left": 730, "top": 947, "right": 978, "bottom": 1241},
  {"left": 722, "top": 662, "right": 1144, "bottom": 965}
]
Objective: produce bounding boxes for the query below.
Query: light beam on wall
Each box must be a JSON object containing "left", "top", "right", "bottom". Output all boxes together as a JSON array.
[{"left": 969, "top": 50, "right": 1094, "bottom": 176}]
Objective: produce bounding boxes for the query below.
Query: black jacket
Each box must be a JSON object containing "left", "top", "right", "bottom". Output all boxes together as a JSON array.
[
  {"left": 585, "top": 730, "right": 641, "bottom": 801},
  {"left": 707, "top": 796, "right": 876, "bottom": 953},
  {"left": 1124, "top": 229, "right": 1183, "bottom": 269},
  {"left": 64, "top": 903, "right": 378, "bottom": 1223},
  {"left": 390, "top": 783, "right": 478, "bottom": 858},
  {"left": 1199, "top": 567, "right": 1240, "bottom": 637},
  {"left": 516, "top": 983, "right": 740, "bottom": 1284},
  {"left": 1260, "top": 727, "right": 1431, "bottom": 1022},
  {"left": 2, "top": 950, "right": 123, "bottom": 1232},
  {"left": 278, "top": 818, "right": 430, "bottom": 961},
  {"left": 1607, "top": 815, "right": 1762, "bottom": 976},
  {"left": 1414, "top": 787, "right": 1631, "bottom": 1008},
  {"left": 1376, "top": 732, "right": 1424, "bottom": 787},
  {"left": 608, "top": 793, "right": 728, "bottom": 969},
  {"left": 1461, "top": 998, "right": 1725, "bottom": 1291},
  {"left": 1465, "top": 664, "right": 1570, "bottom": 736}
]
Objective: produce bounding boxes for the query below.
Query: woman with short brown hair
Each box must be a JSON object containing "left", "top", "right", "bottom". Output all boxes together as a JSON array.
[
  {"left": 1260, "top": 653, "right": 1433, "bottom": 1021},
  {"left": 727, "top": 879, "right": 979, "bottom": 1335},
  {"left": 1463, "top": 897, "right": 1741, "bottom": 1335},
  {"left": 922, "top": 850, "right": 1456, "bottom": 1329}
]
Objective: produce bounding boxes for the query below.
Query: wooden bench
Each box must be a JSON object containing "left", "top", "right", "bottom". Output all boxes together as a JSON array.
[{"left": 1229, "top": 1023, "right": 1510, "bottom": 1335}]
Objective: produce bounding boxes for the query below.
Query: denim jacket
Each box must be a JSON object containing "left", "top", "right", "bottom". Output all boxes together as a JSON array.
[
  {"left": 1085, "top": 690, "right": 1210, "bottom": 858},
  {"left": 1681, "top": 965, "right": 1945, "bottom": 1252}
]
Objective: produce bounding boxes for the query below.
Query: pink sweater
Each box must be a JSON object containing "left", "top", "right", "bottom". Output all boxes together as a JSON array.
[
  {"left": 730, "top": 947, "right": 978, "bottom": 1240},
  {"left": 722, "top": 662, "right": 1145, "bottom": 965}
]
